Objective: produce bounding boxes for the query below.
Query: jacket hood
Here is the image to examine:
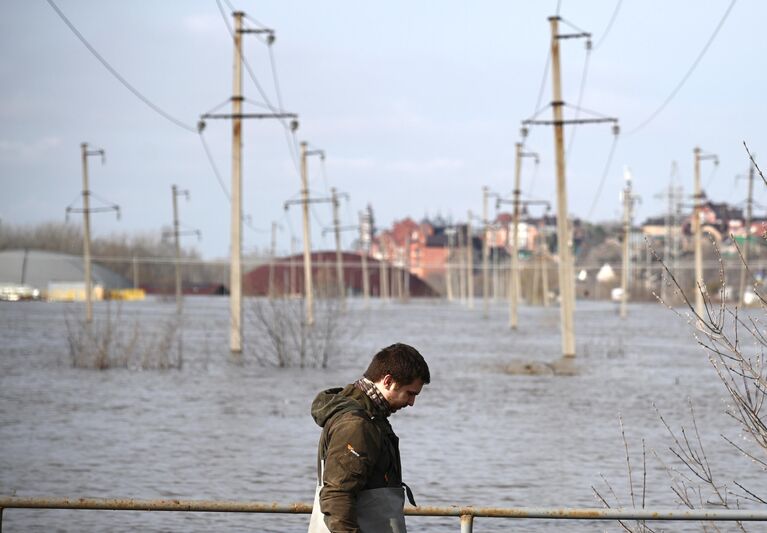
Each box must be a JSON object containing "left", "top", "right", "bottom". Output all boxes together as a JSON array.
[{"left": 311, "top": 385, "right": 367, "bottom": 428}]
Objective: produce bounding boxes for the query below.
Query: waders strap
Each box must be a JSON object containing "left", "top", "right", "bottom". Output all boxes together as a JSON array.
[{"left": 402, "top": 482, "right": 417, "bottom": 506}]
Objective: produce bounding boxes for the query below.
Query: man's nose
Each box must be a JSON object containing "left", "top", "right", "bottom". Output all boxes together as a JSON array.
[{"left": 408, "top": 397, "right": 416, "bottom": 407}]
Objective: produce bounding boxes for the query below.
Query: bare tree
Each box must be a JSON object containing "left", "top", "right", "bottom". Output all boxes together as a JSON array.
[{"left": 66, "top": 302, "right": 183, "bottom": 370}]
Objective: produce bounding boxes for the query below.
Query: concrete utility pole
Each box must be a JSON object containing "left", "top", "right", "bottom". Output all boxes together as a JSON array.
[
  {"left": 521, "top": 16, "right": 618, "bottom": 358},
  {"left": 199, "top": 12, "right": 297, "bottom": 353},
  {"left": 171, "top": 185, "right": 195, "bottom": 315},
  {"left": 200, "top": 13, "right": 297, "bottom": 353},
  {"left": 297, "top": 142, "right": 325, "bottom": 325},
  {"left": 693, "top": 146, "right": 719, "bottom": 317},
  {"left": 620, "top": 168, "right": 639, "bottom": 319},
  {"left": 230, "top": 11, "right": 244, "bottom": 350},
  {"left": 509, "top": 142, "right": 540, "bottom": 330},
  {"left": 549, "top": 17, "right": 575, "bottom": 357},
  {"left": 330, "top": 187, "right": 348, "bottom": 309},
  {"left": 132, "top": 255, "right": 139, "bottom": 289},
  {"left": 738, "top": 159, "right": 755, "bottom": 305},
  {"left": 380, "top": 235, "right": 390, "bottom": 300},
  {"left": 268, "top": 221, "right": 282, "bottom": 298},
  {"left": 482, "top": 187, "right": 490, "bottom": 318},
  {"left": 457, "top": 229, "right": 466, "bottom": 302},
  {"left": 445, "top": 227, "right": 455, "bottom": 301},
  {"left": 358, "top": 211, "right": 370, "bottom": 304},
  {"left": 67, "top": 143, "right": 115, "bottom": 323},
  {"left": 467, "top": 211, "right": 475, "bottom": 309}
]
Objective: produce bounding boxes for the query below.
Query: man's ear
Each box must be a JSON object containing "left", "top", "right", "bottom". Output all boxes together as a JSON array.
[{"left": 382, "top": 374, "right": 394, "bottom": 390}]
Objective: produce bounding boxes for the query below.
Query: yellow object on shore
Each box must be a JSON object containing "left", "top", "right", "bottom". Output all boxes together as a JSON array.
[{"left": 107, "top": 288, "right": 145, "bottom": 301}]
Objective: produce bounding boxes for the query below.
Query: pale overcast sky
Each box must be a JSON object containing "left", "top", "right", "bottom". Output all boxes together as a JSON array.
[{"left": 1, "top": 1, "right": 763, "bottom": 258}]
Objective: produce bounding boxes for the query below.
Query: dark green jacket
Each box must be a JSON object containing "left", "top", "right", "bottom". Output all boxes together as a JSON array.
[{"left": 311, "top": 384, "right": 402, "bottom": 533}]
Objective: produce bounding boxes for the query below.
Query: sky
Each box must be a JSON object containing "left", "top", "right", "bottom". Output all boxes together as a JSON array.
[{"left": 1, "top": 0, "right": 764, "bottom": 259}]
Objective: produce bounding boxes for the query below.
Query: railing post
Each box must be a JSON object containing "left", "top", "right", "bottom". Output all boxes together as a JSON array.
[{"left": 460, "top": 513, "right": 473, "bottom": 533}]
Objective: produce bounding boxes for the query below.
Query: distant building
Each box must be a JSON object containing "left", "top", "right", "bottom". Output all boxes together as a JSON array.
[
  {"left": 243, "top": 251, "right": 438, "bottom": 297},
  {"left": 0, "top": 249, "right": 131, "bottom": 300}
]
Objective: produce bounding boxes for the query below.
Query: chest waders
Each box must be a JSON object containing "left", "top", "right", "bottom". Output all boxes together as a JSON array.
[{"left": 307, "top": 462, "right": 409, "bottom": 533}]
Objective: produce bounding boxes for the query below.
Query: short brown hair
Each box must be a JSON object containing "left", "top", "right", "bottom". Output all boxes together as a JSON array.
[{"left": 364, "top": 343, "right": 430, "bottom": 385}]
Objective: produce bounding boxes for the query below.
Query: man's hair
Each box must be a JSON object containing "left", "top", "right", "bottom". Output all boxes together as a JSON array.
[{"left": 364, "top": 343, "right": 430, "bottom": 385}]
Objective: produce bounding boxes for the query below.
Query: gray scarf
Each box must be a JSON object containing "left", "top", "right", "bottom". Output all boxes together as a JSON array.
[{"left": 354, "top": 377, "right": 392, "bottom": 418}]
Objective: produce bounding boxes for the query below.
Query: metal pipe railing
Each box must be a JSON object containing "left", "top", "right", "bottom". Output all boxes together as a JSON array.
[{"left": 2, "top": 496, "right": 767, "bottom": 532}]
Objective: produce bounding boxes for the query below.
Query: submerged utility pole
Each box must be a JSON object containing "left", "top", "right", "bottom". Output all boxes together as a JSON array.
[
  {"left": 66, "top": 143, "right": 117, "bottom": 323},
  {"left": 693, "top": 146, "right": 719, "bottom": 317},
  {"left": 445, "top": 227, "right": 455, "bottom": 301},
  {"left": 331, "top": 187, "right": 346, "bottom": 308},
  {"left": 738, "top": 159, "right": 755, "bottom": 305},
  {"left": 549, "top": 16, "right": 575, "bottom": 356},
  {"left": 199, "top": 12, "right": 297, "bottom": 353},
  {"left": 359, "top": 212, "right": 370, "bottom": 305},
  {"left": 467, "top": 210, "right": 474, "bottom": 309},
  {"left": 620, "top": 168, "right": 639, "bottom": 319},
  {"left": 482, "top": 187, "right": 490, "bottom": 318},
  {"left": 268, "top": 221, "right": 282, "bottom": 298},
  {"left": 522, "top": 16, "right": 618, "bottom": 358},
  {"left": 284, "top": 142, "right": 326, "bottom": 325},
  {"left": 170, "top": 185, "right": 200, "bottom": 314},
  {"left": 509, "top": 142, "right": 540, "bottom": 330}
]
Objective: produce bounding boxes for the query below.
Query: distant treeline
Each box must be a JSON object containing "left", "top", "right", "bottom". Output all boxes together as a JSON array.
[{"left": 0, "top": 221, "right": 228, "bottom": 290}]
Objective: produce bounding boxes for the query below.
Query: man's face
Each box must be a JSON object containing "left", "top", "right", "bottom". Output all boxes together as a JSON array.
[{"left": 379, "top": 376, "right": 424, "bottom": 413}]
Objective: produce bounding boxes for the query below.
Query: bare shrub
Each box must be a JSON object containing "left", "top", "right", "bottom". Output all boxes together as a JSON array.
[
  {"left": 246, "top": 295, "right": 364, "bottom": 368},
  {"left": 594, "top": 146, "right": 767, "bottom": 530},
  {"left": 65, "top": 302, "right": 183, "bottom": 370}
]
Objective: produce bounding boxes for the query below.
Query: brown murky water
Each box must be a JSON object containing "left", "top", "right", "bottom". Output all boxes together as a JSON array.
[{"left": 0, "top": 297, "right": 760, "bottom": 531}]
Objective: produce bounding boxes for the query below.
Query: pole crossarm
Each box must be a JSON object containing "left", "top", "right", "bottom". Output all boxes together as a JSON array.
[
  {"left": 284, "top": 197, "right": 333, "bottom": 209},
  {"left": 557, "top": 32, "right": 592, "bottom": 40},
  {"left": 200, "top": 112, "right": 298, "bottom": 120},
  {"left": 323, "top": 224, "right": 359, "bottom": 235},
  {"left": 523, "top": 117, "right": 617, "bottom": 126}
]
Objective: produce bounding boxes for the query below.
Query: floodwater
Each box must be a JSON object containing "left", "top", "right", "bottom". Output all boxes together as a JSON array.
[{"left": 0, "top": 296, "right": 763, "bottom": 532}]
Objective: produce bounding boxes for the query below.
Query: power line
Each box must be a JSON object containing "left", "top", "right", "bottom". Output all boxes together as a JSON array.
[
  {"left": 45, "top": 0, "right": 196, "bottom": 133},
  {"left": 585, "top": 134, "right": 620, "bottom": 220},
  {"left": 198, "top": 131, "right": 231, "bottom": 200},
  {"left": 565, "top": 43, "right": 592, "bottom": 159},
  {"left": 625, "top": 0, "right": 738, "bottom": 135},
  {"left": 215, "top": 0, "right": 301, "bottom": 176},
  {"left": 593, "top": 0, "right": 624, "bottom": 50}
]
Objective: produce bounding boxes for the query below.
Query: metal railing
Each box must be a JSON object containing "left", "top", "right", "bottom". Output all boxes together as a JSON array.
[{"left": 2, "top": 497, "right": 767, "bottom": 532}]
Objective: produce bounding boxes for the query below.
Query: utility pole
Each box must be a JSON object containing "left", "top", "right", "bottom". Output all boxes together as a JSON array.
[
  {"left": 322, "top": 188, "right": 354, "bottom": 307},
  {"left": 290, "top": 236, "right": 299, "bottom": 297},
  {"left": 268, "top": 221, "right": 282, "bottom": 298},
  {"left": 284, "top": 142, "right": 326, "bottom": 325},
  {"left": 549, "top": 16, "right": 575, "bottom": 356},
  {"left": 199, "top": 12, "right": 297, "bottom": 353},
  {"left": 330, "top": 187, "right": 349, "bottom": 309},
  {"left": 66, "top": 143, "right": 116, "bottom": 323},
  {"left": 509, "top": 142, "right": 539, "bottom": 330},
  {"left": 132, "top": 255, "right": 139, "bottom": 289},
  {"left": 467, "top": 210, "right": 474, "bottom": 309},
  {"left": 170, "top": 185, "right": 199, "bottom": 315},
  {"left": 482, "top": 187, "right": 490, "bottom": 318},
  {"left": 380, "top": 235, "right": 390, "bottom": 300},
  {"left": 693, "top": 146, "right": 719, "bottom": 317},
  {"left": 403, "top": 232, "right": 411, "bottom": 302},
  {"left": 620, "top": 168, "right": 639, "bottom": 319},
  {"left": 445, "top": 227, "right": 455, "bottom": 301},
  {"left": 358, "top": 211, "right": 371, "bottom": 305},
  {"left": 522, "top": 16, "right": 618, "bottom": 358},
  {"left": 738, "top": 159, "right": 755, "bottom": 305},
  {"left": 457, "top": 229, "right": 466, "bottom": 302}
]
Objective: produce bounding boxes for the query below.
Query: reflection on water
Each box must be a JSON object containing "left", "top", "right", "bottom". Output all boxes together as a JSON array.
[{"left": 0, "top": 297, "right": 760, "bottom": 532}]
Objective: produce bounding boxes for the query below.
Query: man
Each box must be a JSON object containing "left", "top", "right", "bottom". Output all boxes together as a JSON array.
[{"left": 308, "top": 343, "right": 430, "bottom": 533}]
